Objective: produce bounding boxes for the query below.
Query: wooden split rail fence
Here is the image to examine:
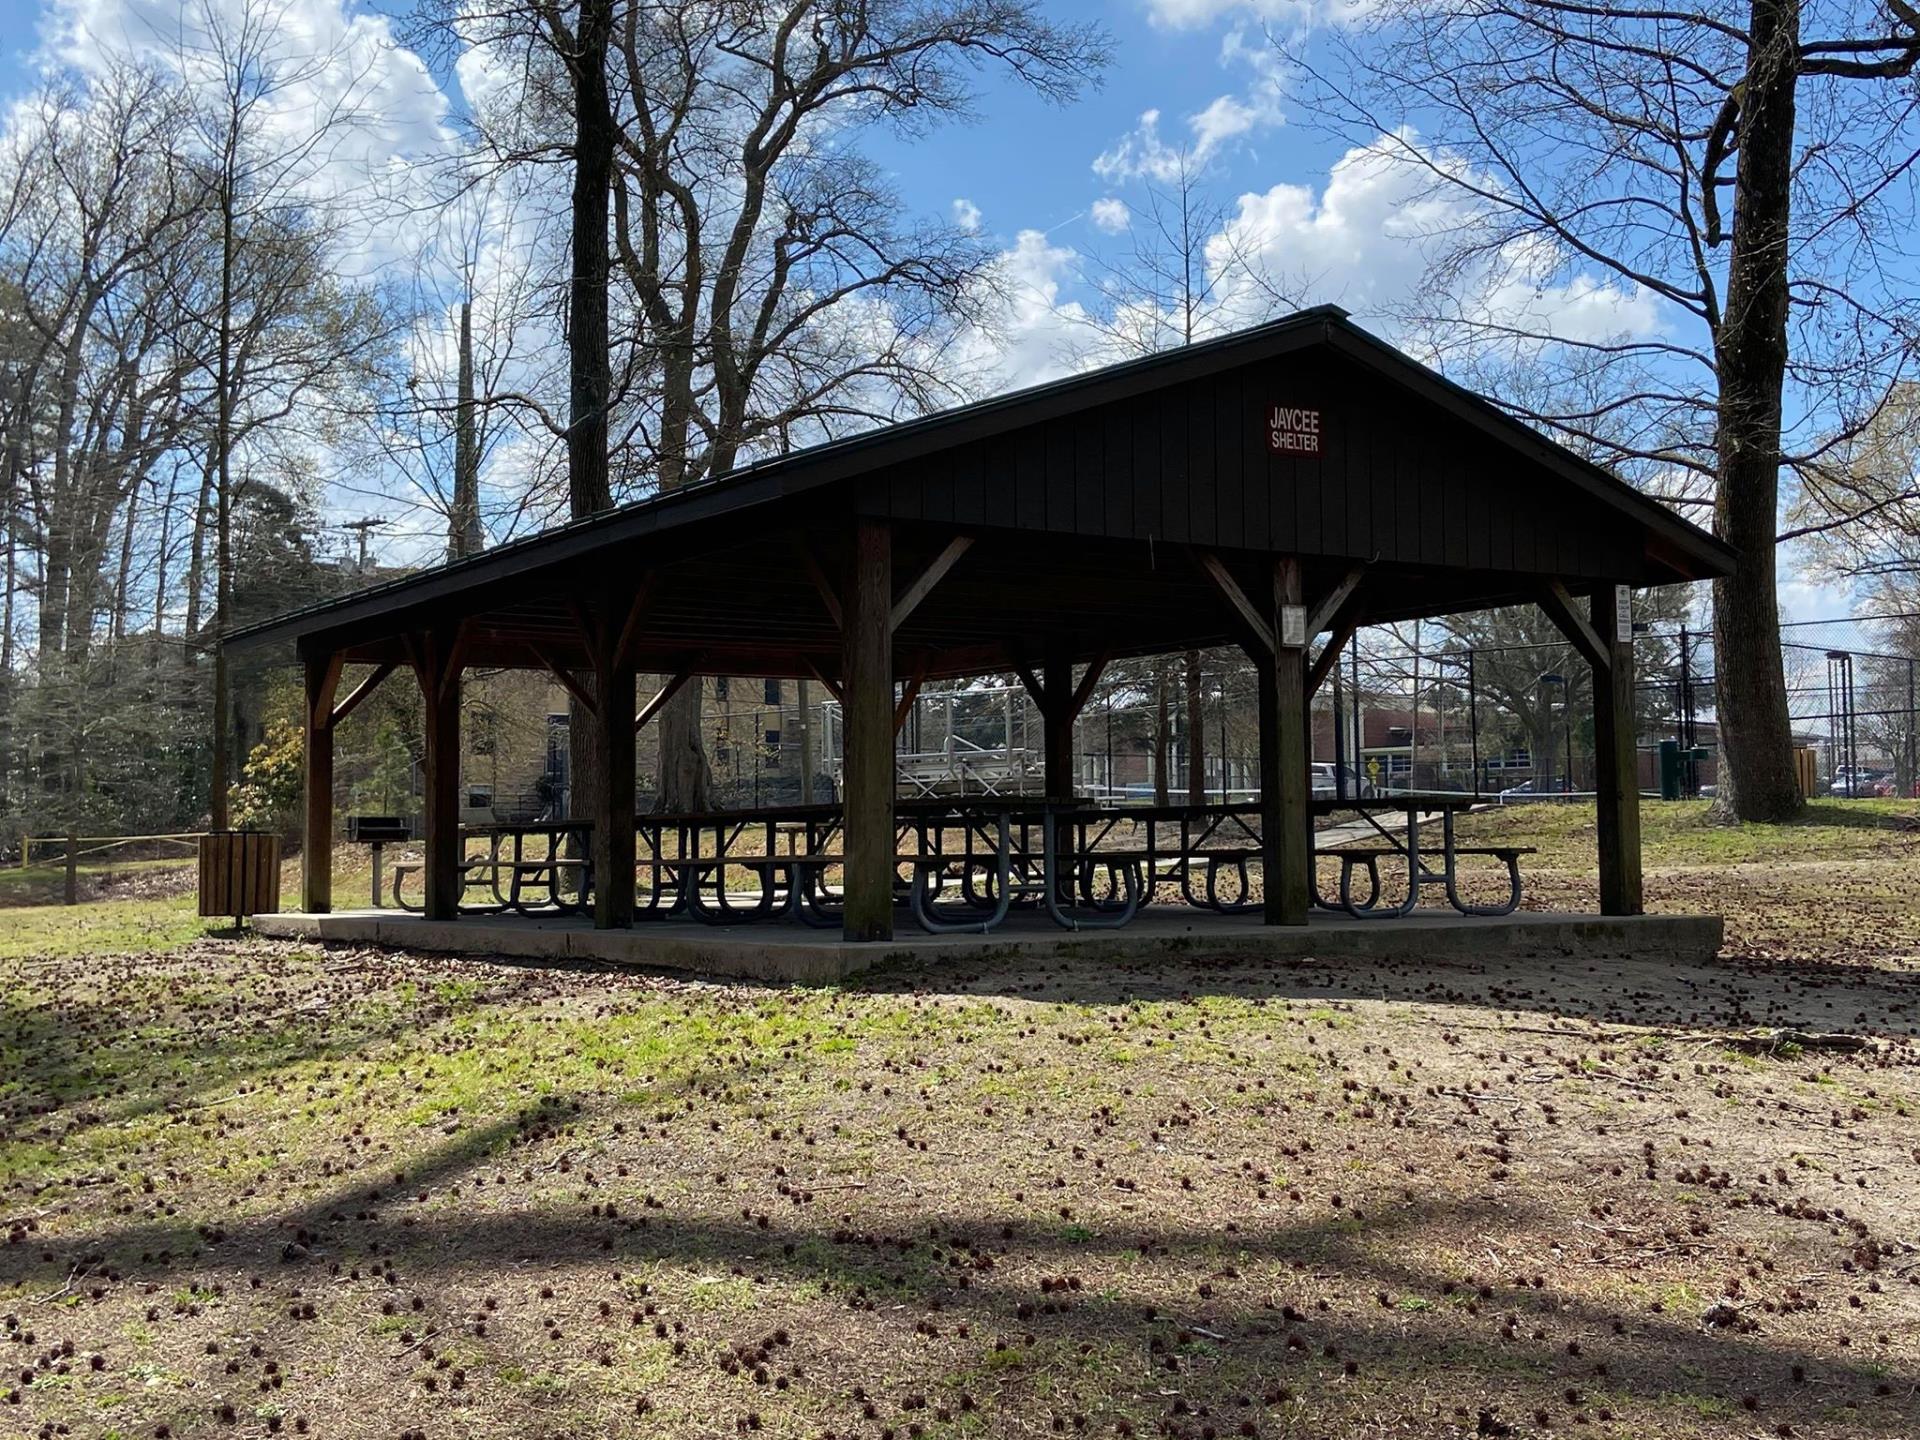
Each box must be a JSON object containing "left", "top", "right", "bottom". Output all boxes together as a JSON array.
[{"left": 17, "top": 831, "right": 206, "bottom": 906}]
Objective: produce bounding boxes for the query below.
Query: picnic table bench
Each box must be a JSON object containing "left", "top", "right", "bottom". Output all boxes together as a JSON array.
[{"left": 372, "top": 793, "right": 1532, "bottom": 928}]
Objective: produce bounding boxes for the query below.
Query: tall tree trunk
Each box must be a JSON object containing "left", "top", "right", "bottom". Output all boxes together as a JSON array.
[
  {"left": 151, "top": 473, "right": 176, "bottom": 650},
  {"left": 566, "top": 0, "right": 613, "bottom": 518},
  {"left": 450, "top": 298, "right": 482, "bottom": 560},
  {"left": 111, "top": 478, "right": 141, "bottom": 643},
  {"left": 657, "top": 681, "right": 712, "bottom": 811},
  {"left": 184, "top": 458, "right": 213, "bottom": 640},
  {"left": 1153, "top": 658, "right": 1171, "bottom": 805},
  {"left": 566, "top": 0, "right": 617, "bottom": 825},
  {"left": 209, "top": 176, "right": 236, "bottom": 832},
  {"left": 0, "top": 406, "right": 16, "bottom": 810},
  {"left": 1711, "top": 0, "right": 1804, "bottom": 823},
  {"left": 1184, "top": 648, "right": 1205, "bottom": 802},
  {"left": 38, "top": 526, "right": 69, "bottom": 660}
]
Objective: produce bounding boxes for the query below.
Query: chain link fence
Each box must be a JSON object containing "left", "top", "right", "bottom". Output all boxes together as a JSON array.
[{"left": 723, "top": 612, "right": 1920, "bottom": 808}]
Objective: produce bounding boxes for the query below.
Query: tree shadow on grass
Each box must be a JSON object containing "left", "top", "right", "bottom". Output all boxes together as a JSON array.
[
  {"left": 847, "top": 943, "right": 1920, "bottom": 1042},
  {"left": 16, "top": 1134, "right": 1916, "bottom": 1438}
]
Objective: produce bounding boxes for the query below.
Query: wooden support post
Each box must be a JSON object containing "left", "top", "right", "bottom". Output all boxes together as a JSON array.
[
  {"left": 1254, "top": 558, "right": 1311, "bottom": 927},
  {"left": 302, "top": 649, "right": 342, "bottom": 913},
  {"left": 593, "top": 651, "right": 638, "bottom": 930},
  {"left": 1041, "top": 636, "right": 1076, "bottom": 899},
  {"left": 841, "top": 519, "right": 894, "bottom": 942},
  {"left": 1042, "top": 637, "right": 1075, "bottom": 799},
  {"left": 64, "top": 828, "right": 77, "bottom": 907},
  {"left": 1593, "top": 586, "right": 1643, "bottom": 916},
  {"left": 415, "top": 628, "right": 463, "bottom": 922}
]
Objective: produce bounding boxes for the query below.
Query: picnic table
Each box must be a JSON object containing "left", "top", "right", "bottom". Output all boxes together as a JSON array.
[
  {"left": 389, "top": 820, "right": 592, "bottom": 915},
  {"left": 375, "top": 792, "right": 1530, "bottom": 927},
  {"left": 1308, "top": 794, "right": 1532, "bottom": 918}
]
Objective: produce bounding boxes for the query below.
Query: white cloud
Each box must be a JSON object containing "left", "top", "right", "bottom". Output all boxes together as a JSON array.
[
  {"left": 39, "top": 0, "right": 452, "bottom": 265},
  {"left": 1188, "top": 93, "right": 1260, "bottom": 157},
  {"left": 1204, "top": 134, "right": 1667, "bottom": 346},
  {"left": 940, "top": 230, "right": 1095, "bottom": 396},
  {"left": 1093, "top": 91, "right": 1279, "bottom": 183},
  {"left": 1142, "top": 0, "right": 1378, "bottom": 29},
  {"left": 1089, "top": 196, "right": 1131, "bottom": 234},
  {"left": 951, "top": 197, "right": 983, "bottom": 233}
]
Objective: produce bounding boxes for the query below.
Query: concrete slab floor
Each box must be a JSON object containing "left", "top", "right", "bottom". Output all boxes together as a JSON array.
[{"left": 251, "top": 907, "right": 1725, "bottom": 985}]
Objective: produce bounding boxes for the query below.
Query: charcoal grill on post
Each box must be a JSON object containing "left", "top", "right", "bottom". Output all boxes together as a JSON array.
[{"left": 347, "top": 816, "right": 416, "bottom": 907}]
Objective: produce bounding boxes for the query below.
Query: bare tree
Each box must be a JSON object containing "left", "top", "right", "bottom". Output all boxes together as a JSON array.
[
  {"left": 447, "top": 0, "right": 1109, "bottom": 808},
  {"left": 168, "top": 0, "right": 397, "bottom": 827},
  {"left": 1078, "top": 153, "right": 1300, "bottom": 804},
  {"left": 358, "top": 181, "right": 551, "bottom": 563},
  {"left": 1280, "top": 0, "right": 1920, "bottom": 821},
  {"left": 1793, "top": 379, "right": 1920, "bottom": 595},
  {"left": 0, "top": 71, "right": 209, "bottom": 669}
]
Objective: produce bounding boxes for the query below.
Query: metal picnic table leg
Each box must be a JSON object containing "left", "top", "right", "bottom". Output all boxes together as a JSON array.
[
  {"left": 1041, "top": 805, "right": 1138, "bottom": 931},
  {"left": 912, "top": 813, "right": 1012, "bottom": 934}
]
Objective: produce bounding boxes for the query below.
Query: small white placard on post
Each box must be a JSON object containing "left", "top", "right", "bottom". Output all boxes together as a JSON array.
[
  {"left": 1280, "top": 604, "right": 1308, "bottom": 648},
  {"left": 1614, "top": 585, "right": 1632, "bottom": 640}
]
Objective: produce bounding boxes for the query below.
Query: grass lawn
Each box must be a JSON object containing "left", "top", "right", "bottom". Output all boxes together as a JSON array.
[
  {"left": 0, "top": 856, "right": 198, "bottom": 910},
  {"left": 2, "top": 804, "right": 1917, "bottom": 1439}
]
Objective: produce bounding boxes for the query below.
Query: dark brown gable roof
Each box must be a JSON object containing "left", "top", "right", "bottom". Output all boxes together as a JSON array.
[{"left": 231, "top": 306, "right": 1733, "bottom": 660}]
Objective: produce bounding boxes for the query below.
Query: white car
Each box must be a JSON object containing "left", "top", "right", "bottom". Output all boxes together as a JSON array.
[{"left": 1311, "top": 763, "right": 1376, "bottom": 799}]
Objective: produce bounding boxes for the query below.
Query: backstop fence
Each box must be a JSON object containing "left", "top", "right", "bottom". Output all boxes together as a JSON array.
[{"left": 704, "top": 612, "right": 1920, "bottom": 808}]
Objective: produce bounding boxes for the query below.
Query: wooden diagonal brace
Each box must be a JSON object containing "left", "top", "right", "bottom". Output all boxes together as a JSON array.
[
  {"left": 1067, "top": 650, "right": 1112, "bottom": 719},
  {"left": 1195, "top": 551, "right": 1276, "bottom": 656},
  {"left": 610, "top": 573, "right": 658, "bottom": 673},
  {"left": 894, "top": 656, "right": 930, "bottom": 734},
  {"left": 1538, "top": 581, "right": 1610, "bottom": 671},
  {"left": 803, "top": 657, "right": 846, "bottom": 707},
  {"left": 438, "top": 621, "right": 470, "bottom": 693},
  {"left": 307, "top": 651, "right": 344, "bottom": 730},
  {"left": 567, "top": 597, "right": 606, "bottom": 666},
  {"left": 634, "top": 668, "right": 695, "bottom": 732},
  {"left": 529, "top": 645, "right": 599, "bottom": 718},
  {"left": 1306, "top": 566, "right": 1365, "bottom": 639},
  {"left": 330, "top": 661, "right": 395, "bottom": 727},
  {"left": 1010, "top": 661, "right": 1050, "bottom": 717},
  {"left": 797, "top": 541, "right": 844, "bottom": 630},
  {"left": 1308, "top": 603, "right": 1362, "bottom": 697},
  {"left": 891, "top": 536, "right": 973, "bottom": 633}
]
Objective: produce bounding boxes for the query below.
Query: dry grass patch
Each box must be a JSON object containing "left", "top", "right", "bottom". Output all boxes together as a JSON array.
[{"left": 2, "top": 804, "right": 1918, "bottom": 1439}]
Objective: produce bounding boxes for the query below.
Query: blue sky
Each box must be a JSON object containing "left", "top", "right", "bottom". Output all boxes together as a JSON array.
[{"left": 0, "top": 0, "right": 1870, "bottom": 620}]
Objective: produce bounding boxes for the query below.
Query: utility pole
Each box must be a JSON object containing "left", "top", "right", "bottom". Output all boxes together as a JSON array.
[
  {"left": 796, "top": 678, "right": 813, "bottom": 804},
  {"left": 342, "top": 517, "right": 389, "bottom": 576}
]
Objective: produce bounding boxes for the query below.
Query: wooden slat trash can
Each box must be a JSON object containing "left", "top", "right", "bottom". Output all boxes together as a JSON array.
[
  {"left": 198, "top": 831, "right": 282, "bottom": 923},
  {"left": 1793, "top": 746, "right": 1819, "bottom": 800}
]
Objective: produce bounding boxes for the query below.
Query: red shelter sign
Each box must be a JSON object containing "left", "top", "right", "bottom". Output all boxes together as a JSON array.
[{"left": 1267, "top": 405, "right": 1321, "bottom": 456}]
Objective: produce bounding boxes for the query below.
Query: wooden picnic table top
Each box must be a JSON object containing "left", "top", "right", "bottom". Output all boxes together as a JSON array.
[{"left": 453, "top": 792, "right": 1492, "bottom": 840}]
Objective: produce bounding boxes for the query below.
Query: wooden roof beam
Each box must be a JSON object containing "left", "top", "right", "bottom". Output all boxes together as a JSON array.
[
  {"left": 1306, "top": 565, "right": 1366, "bottom": 639},
  {"left": 635, "top": 667, "right": 697, "bottom": 732},
  {"left": 891, "top": 536, "right": 974, "bottom": 633},
  {"left": 1195, "top": 551, "right": 1276, "bottom": 657},
  {"left": 330, "top": 661, "right": 395, "bottom": 727},
  {"left": 1538, "top": 580, "right": 1610, "bottom": 671}
]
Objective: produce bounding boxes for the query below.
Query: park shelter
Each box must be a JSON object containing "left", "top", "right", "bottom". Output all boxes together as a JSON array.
[{"left": 229, "top": 306, "right": 1736, "bottom": 944}]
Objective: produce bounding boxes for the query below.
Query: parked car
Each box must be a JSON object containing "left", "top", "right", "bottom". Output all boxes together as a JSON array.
[
  {"left": 1498, "top": 777, "right": 1576, "bottom": 798},
  {"left": 1827, "top": 767, "right": 1888, "bottom": 797},
  {"left": 1310, "top": 763, "right": 1376, "bottom": 800}
]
